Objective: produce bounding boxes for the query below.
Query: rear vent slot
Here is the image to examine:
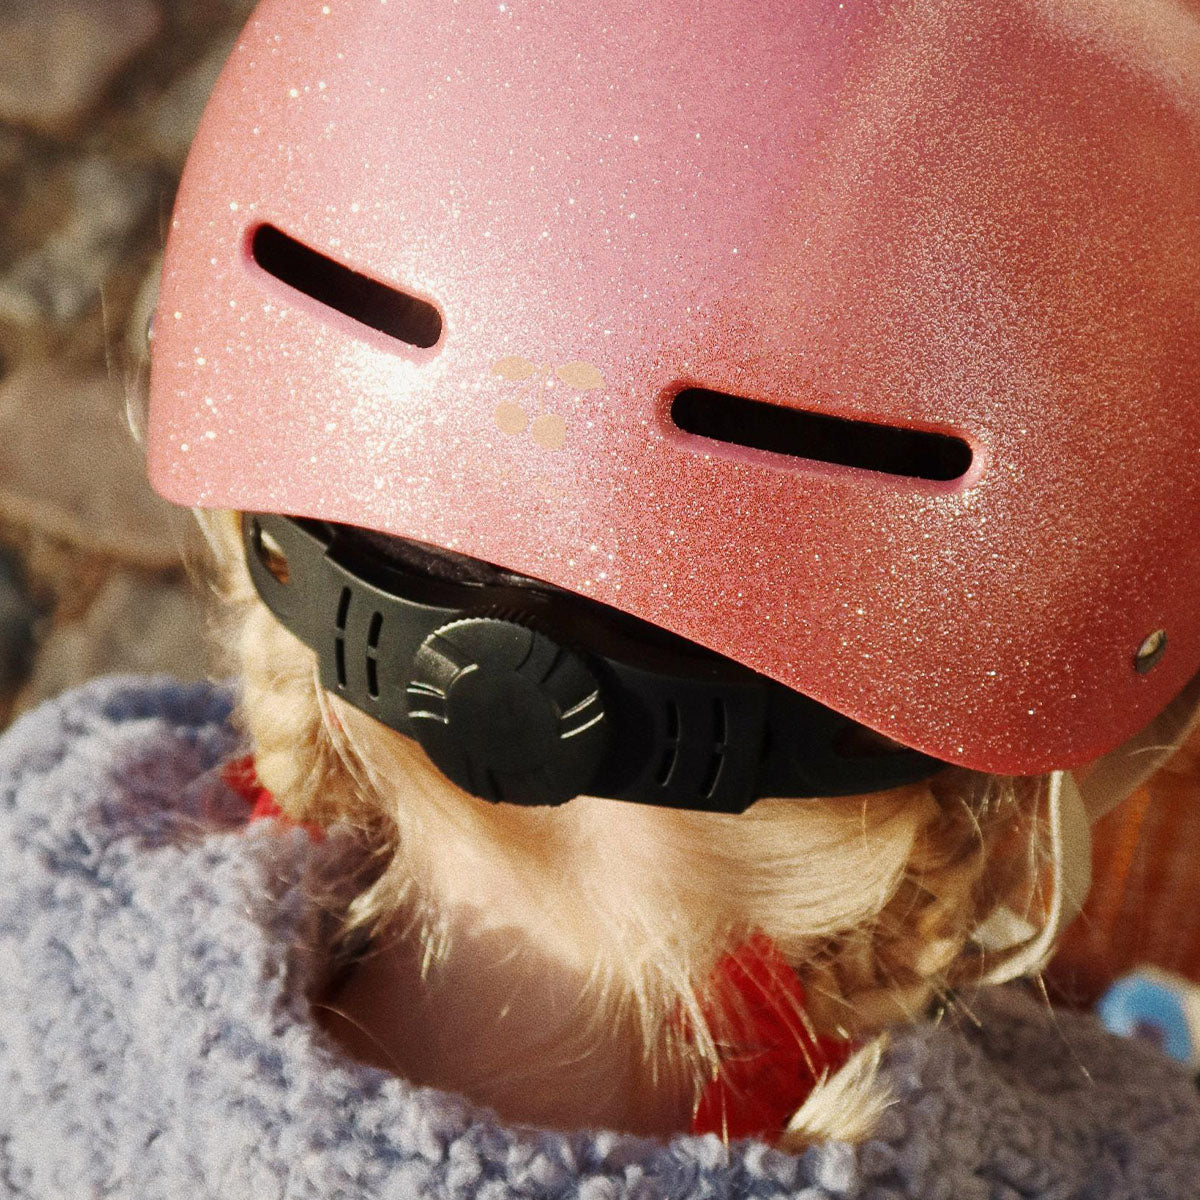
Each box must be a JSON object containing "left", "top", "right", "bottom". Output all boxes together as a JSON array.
[
  {"left": 366, "top": 611, "right": 383, "bottom": 700},
  {"left": 656, "top": 701, "right": 682, "bottom": 787},
  {"left": 251, "top": 224, "right": 443, "bottom": 349},
  {"left": 671, "top": 387, "right": 972, "bottom": 482},
  {"left": 334, "top": 587, "right": 352, "bottom": 689},
  {"left": 698, "top": 751, "right": 724, "bottom": 801},
  {"left": 700, "top": 699, "right": 728, "bottom": 800}
]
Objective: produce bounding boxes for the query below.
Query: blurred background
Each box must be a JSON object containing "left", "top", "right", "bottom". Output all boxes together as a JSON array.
[
  {"left": 0, "top": 0, "right": 256, "bottom": 728},
  {"left": 1, "top": 0, "right": 1198, "bottom": 1023}
]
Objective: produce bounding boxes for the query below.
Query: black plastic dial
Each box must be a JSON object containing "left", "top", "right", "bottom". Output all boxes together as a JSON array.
[{"left": 406, "top": 617, "right": 608, "bottom": 806}]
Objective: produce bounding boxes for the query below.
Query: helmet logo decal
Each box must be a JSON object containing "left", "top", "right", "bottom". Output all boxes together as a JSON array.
[{"left": 491, "top": 355, "right": 605, "bottom": 452}]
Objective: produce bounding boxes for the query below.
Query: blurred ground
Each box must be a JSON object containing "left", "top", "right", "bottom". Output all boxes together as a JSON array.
[{"left": 0, "top": 0, "right": 256, "bottom": 727}]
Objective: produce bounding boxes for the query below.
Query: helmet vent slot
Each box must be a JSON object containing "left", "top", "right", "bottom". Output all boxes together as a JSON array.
[
  {"left": 671, "top": 387, "right": 972, "bottom": 482},
  {"left": 251, "top": 224, "right": 443, "bottom": 349}
]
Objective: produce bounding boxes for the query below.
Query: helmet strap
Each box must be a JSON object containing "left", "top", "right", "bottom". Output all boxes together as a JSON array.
[{"left": 242, "top": 513, "right": 943, "bottom": 812}]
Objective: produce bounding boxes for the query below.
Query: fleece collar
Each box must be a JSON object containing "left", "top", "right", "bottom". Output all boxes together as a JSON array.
[{"left": 3, "top": 676, "right": 1200, "bottom": 1199}]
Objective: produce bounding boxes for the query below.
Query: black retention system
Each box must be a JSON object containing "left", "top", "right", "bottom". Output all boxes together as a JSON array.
[{"left": 243, "top": 513, "right": 942, "bottom": 812}]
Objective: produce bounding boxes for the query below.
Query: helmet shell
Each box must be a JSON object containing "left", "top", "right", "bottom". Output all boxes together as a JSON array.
[{"left": 149, "top": 0, "right": 1200, "bottom": 774}]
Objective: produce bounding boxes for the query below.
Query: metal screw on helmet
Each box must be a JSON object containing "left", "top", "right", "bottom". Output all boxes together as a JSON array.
[{"left": 1135, "top": 630, "right": 1168, "bottom": 675}]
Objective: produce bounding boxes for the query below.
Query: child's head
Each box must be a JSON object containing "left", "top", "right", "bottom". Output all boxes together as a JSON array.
[
  {"left": 149, "top": 0, "right": 1200, "bottom": 1142},
  {"left": 187, "top": 501, "right": 1148, "bottom": 1141}
]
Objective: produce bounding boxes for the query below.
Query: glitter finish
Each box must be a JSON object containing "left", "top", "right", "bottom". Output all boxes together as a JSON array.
[{"left": 148, "top": 0, "right": 1200, "bottom": 774}]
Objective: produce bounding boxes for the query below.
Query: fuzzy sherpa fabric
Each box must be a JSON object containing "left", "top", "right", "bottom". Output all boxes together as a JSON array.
[{"left": 2, "top": 676, "right": 1199, "bottom": 1199}]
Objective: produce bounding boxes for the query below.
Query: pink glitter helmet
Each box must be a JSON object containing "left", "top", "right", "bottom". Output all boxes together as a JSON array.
[{"left": 149, "top": 0, "right": 1200, "bottom": 788}]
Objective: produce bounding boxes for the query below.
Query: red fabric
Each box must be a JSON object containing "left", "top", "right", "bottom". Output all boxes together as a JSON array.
[
  {"left": 220, "top": 756, "right": 324, "bottom": 841},
  {"left": 684, "top": 932, "right": 857, "bottom": 1142}
]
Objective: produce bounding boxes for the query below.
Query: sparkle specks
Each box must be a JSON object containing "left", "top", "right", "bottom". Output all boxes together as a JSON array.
[{"left": 151, "top": 1, "right": 1195, "bottom": 778}]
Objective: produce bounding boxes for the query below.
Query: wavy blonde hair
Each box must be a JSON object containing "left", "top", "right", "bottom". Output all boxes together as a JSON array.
[{"left": 196, "top": 510, "right": 1055, "bottom": 1147}]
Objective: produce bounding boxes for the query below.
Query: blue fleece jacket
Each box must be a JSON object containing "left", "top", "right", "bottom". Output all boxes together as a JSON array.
[{"left": 1, "top": 676, "right": 1198, "bottom": 1198}]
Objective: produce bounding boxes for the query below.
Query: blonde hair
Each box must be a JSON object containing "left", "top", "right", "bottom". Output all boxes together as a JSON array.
[{"left": 197, "top": 510, "right": 1055, "bottom": 1147}]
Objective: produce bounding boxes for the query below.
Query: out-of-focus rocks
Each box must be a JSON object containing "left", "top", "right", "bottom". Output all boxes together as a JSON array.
[
  {"left": 141, "top": 32, "right": 239, "bottom": 165},
  {"left": 0, "top": 547, "right": 38, "bottom": 704},
  {"left": 0, "top": 0, "right": 251, "bottom": 726},
  {"left": 0, "top": 519, "right": 113, "bottom": 625},
  {"left": 0, "top": 157, "right": 158, "bottom": 327},
  {"left": 0, "top": 363, "right": 181, "bottom": 569},
  {"left": 0, "top": 127, "right": 21, "bottom": 174},
  {"left": 0, "top": 1, "right": 162, "bottom": 135},
  {"left": 13, "top": 570, "right": 212, "bottom": 717}
]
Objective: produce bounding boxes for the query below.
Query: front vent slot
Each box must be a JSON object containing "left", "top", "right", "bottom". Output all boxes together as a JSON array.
[
  {"left": 336, "top": 587, "right": 352, "bottom": 631},
  {"left": 671, "top": 387, "right": 972, "bottom": 482},
  {"left": 251, "top": 224, "right": 443, "bottom": 349}
]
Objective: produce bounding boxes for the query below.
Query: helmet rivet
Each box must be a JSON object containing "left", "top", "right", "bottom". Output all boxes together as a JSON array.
[{"left": 1134, "top": 629, "right": 1167, "bottom": 675}]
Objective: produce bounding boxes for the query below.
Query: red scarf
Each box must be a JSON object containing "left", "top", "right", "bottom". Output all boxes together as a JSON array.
[
  {"left": 683, "top": 931, "right": 857, "bottom": 1142},
  {"left": 220, "top": 755, "right": 325, "bottom": 840}
]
